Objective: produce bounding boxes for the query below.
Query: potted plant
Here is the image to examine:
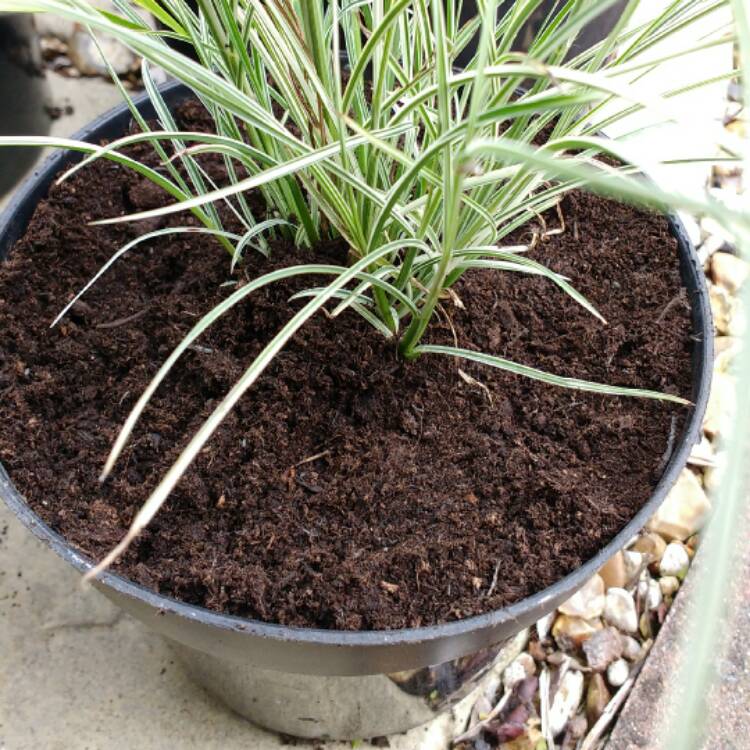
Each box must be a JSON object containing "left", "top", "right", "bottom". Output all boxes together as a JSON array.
[{"left": 0, "top": 0, "right": 740, "bottom": 740}]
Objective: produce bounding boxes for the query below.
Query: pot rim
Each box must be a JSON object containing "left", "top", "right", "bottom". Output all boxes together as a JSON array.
[{"left": 0, "top": 79, "right": 713, "bottom": 652}]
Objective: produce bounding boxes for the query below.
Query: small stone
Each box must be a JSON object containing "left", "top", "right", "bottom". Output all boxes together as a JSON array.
[
  {"left": 549, "top": 670, "right": 584, "bottom": 737},
  {"left": 565, "top": 713, "right": 589, "bottom": 744},
  {"left": 647, "top": 469, "right": 711, "bottom": 541},
  {"left": 712, "top": 161, "right": 741, "bottom": 179},
  {"left": 680, "top": 212, "right": 701, "bottom": 246},
  {"left": 704, "top": 372, "right": 737, "bottom": 440},
  {"left": 479, "top": 676, "right": 498, "bottom": 708},
  {"left": 598, "top": 551, "right": 627, "bottom": 589},
  {"left": 606, "top": 658, "right": 630, "bottom": 688},
  {"left": 659, "top": 542, "right": 690, "bottom": 579},
  {"left": 624, "top": 533, "right": 641, "bottom": 549},
  {"left": 646, "top": 580, "right": 663, "bottom": 611},
  {"left": 659, "top": 576, "right": 680, "bottom": 597},
  {"left": 536, "top": 611, "right": 555, "bottom": 641},
  {"left": 623, "top": 551, "right": 645, "bottom": 585},
  {"left": 503, "top": 652, "right": 536, "bottom": 691},
  {"left": 502, "top": 661, "right": 526, "bottom": 692},
  {"left": 68, "top": 29, "right": 137, "bottom": 76},
  {"left": 688, "top": 436, "right": 718, "bottom": 468},
  {"left": 637, "top": 578, "right": 649, "bottom": 601},
  {"left": 34, "top": 14, "right": 76, "bottom": 40},
  {"left": 486, "top": 703, "right": 530, "bottom": 745},
  {"left": 699, "top": 233, "right": 731, "bottom": 265},
  {"left": 586, "top": 673, "right": 611, "bottom": 724},
  {"left": 493, "top": 736, "right": 536, "bottom": 750},
  {"left": 604, "top": 588, "right": 638, "bottom": 634},
  {"left": 517, "top": 652, "right": 536, "bottom": 674},
  {"left": 712, "top": 252, "right": 749, "bottom": 293},
  {"left": 621, "top": 635, "right": 642, "bottom": 661},
  {"left": 528, "top": 639, "right": 547, "bottom": 662},
  {"left": 639, "top": 612, "right": 654, "bottom": 639},
  {"left": 631, "top": 533, "right": 667, "bottom": 563},
  {"left": 470, "top": 693, "right": 492, "bottom": 726},
  {"left": 546, "top": 652, "right": 588, "bottom": 671},
  {"left": 582, "top": 627, "right": 623, "bottom": 671},
  {"left": 552, "top": 615, "right": 602, "bottom": 650},
  {"left": 710, "top": 284, "right": 735, "bottom": 335},
  {"left": 558, "top": 575, "right": 605, "bottom": 620}
]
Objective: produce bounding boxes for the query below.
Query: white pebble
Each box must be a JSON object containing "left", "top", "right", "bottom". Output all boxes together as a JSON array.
[
  {"left": 680, "top": 212, "right": 702, "bottom": 246},
  {"left": 659, "top": 542, "right": 690, "bottom": 579},
  {"left": 502, "top": 660, "right": 526, "bottom": 691},
  {"left": 712, "top": 251, "right": 749, "bottom": 293},
  {"left": 710, "top": 284, "right": 735, "bottom": 336},
  {"left": 552, "top": 615, "right": 602, "bottom": 650},
  {"left": 637, "top": 578, "right": 649, "bottom": 600},
  {"left": 502, "top": 652, "right": 536, "bottom": 691},
  {"left": 558, "top": 575, "right": 606, "bottom": 620},
  {"left": 68, "top": 29, "right": 137, "bottom": 76},
  {"left": 604, "top": 588, "right": 638, "bottom": 634},
  {"left": 536, "top": 611, "right": 555, "bottom": 641},
  {"left": 659, "top": 576, "right": 680, "bottom": 597},
  {"left": 646, "top": 580, "right": 663, "bottom": 611},
  {"left": 623, "top": 551, "right": 645, "bottom": 583},
  {"left": 698, "top": 233, "right": 728, "bottom": 265},
  {"left": 481, "top": 674, "right": 501, "bottom": 704},
  {"left": 607, "top": 658, "right": 630, "bottom": 688},
  {"left": 647, "top": 469, "right": 711, "bottom": 541},
  {"left": 622, "top": 636, "right": 641, "bottom": 661},
  {"left": 549, "top": 670, "right": 585, "bottom": 737},
  {"left": 34, "top": 14, "right": 76, "bottom": 40}
]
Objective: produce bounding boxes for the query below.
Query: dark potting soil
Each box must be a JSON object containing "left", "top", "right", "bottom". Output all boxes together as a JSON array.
[{"left": 0, "top": 101, "right": 694, "bottom": 630}]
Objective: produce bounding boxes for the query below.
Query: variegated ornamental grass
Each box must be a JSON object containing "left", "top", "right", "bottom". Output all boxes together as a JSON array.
[{"left": 0, "top": 0, "right": 746, "bottom": 574}]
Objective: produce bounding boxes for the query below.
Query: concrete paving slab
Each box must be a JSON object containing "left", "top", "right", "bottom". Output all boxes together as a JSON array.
[{"left": 605, "top": 494, "right": 750, "bottom": 750}]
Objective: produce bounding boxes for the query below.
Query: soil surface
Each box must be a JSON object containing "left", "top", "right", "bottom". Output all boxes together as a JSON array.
[{"left": 0, "top": 101, "right": 694, "bottom": 630}]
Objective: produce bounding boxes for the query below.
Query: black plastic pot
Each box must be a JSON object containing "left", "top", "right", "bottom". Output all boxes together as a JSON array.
[
  {"left": 167, "top": 2, "right": 627, "bottom": 63},
  {"left": 0, "top": 82, "right": 713, "bottom": 739},
  {"left": 456, "top": 0, "right": 628, "bottom": 66},
  {"left": 0, "top": 14, "right": 51, "bottom": 196}
]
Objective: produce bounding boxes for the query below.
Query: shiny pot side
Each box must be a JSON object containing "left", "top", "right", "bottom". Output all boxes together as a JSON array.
[{"left": 169, "top": 632, "right": 528, "bottom": 740}]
